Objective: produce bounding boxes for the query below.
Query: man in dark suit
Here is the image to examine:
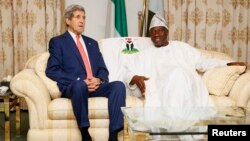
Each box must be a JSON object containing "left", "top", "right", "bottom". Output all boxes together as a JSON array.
[{"left": 46, "top": 4, "right": 125, "bottom": 141}]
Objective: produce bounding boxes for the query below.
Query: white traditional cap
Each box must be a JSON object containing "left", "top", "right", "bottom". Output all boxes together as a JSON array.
[{"left": 149, "top": 14, "right": 168, "bottom": 30}]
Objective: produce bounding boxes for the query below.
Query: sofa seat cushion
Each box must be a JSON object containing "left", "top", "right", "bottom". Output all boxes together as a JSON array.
[
  {"left": 48, "top": 95, "right": 144, "bottom": 120},
  {"left": 210, "top": 95, "right": 236, "bottom": 107},
  {"left": 126, "top": 95, "right": 144, "bottom": 107},
  {"left": 48, "top": 98, "right": 74, "bottom": 120},
  {"left": 48, "top": 97, "right": 109, "bottom": 120}
]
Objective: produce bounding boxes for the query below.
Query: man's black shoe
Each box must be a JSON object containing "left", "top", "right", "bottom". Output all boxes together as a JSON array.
[
  {"left": 81, "top": 127, "right": 92, "bottom": 141},
  {"left": 109, "top": 131, "right": 119, "bottom": 141},
  {"left": 108, "top": 132, "right": 118, "bottom": 141},
  {"left": 108, "top": 127, "right": 123, "bottom": 141}
]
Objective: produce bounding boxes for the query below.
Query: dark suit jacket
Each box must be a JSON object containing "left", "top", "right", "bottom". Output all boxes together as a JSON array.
[{"left": 46, "top": 31, "right": 109, "bottom": 93}]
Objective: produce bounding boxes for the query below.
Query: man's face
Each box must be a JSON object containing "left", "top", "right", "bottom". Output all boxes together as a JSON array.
[
  {"left": 66, "top": 10, "right": 85, "bottom": 35},
  {"left": 150, "top": 26, "right": 169, "bottom": 47}
]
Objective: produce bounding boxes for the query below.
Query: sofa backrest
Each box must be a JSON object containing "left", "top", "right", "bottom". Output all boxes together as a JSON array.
[
  {"left": 198, "top": 49, "right": 234, "bottom": 62},
  {"left": 24, "top": 37, "right": 235, "bottom": 99},
  {"left": 34, "top": 53, "right": 62, "bottom": 99},
  {"left": 25, "top": 52, "right": 61, "bottom": 99},
  {"left": 24, "top": 54, "right": 43, "bottom": 69},
  {"left": 99, "top": 37, "right": 153, "bottom": 82},
  {"left": 98, "top": 37, "right": 234, "bottom": 81}
]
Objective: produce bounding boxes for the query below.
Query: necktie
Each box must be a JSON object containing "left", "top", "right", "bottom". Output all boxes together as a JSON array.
[{"left": 76, "top": 35, "right": 93, "bottom": 79}]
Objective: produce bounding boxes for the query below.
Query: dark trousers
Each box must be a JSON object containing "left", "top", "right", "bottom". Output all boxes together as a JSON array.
[{"left": 63, "top": 80, "right": 126, "bottom": 133}]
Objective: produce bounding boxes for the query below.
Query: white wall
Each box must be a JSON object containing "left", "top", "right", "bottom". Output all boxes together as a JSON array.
[{"left": 65, "top": 0, "right": 143, "bottom": 41}]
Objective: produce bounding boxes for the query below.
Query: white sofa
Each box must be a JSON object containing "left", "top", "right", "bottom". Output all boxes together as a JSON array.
[{"left": 10, "top": 37, "right": 250, "bottom": 141}]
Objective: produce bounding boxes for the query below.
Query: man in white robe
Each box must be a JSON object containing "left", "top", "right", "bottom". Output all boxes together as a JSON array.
[
  {"left": 124, "top": 14, "right": 246, "bottom": 111},
  {"left": 123, "top": 14, "right": 246, "bottom": 140}
]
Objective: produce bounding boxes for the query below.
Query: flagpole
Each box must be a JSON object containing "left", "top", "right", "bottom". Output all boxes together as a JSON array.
[
  {"left": 138, "top": 11, "right": 142, "bottom": 36},
  {"left": 139, "top": 0, "right": 148, "bottom": 37},
  {"left": 144, "top": 0, "right": 149, "bottom": 37}
]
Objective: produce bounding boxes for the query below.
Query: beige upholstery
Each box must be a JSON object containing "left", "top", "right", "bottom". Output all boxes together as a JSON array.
[
  {"left": 203, "top": 66, "right": 246, "bottom": 96},
  {"left": 10, "top": 37, "right": 250, "bottom": 141}
]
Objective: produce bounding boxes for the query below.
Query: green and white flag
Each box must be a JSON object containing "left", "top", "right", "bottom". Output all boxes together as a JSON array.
[
  {"left": 106, "top": 0, "right": 128, "bottom": 37},
  {"left": 146, "top": 0, "right": 164, "bottom": 36}
]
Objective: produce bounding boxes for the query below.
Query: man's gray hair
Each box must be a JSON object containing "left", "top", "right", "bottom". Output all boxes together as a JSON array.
[{"left": 64, "top": 4, "right": 85, "bottom": 20}]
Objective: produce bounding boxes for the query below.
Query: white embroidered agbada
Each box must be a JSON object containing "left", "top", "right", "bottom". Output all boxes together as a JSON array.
[
  {"left": 124, "top": 41, "right": 228, "bottom": 111},
  {"left": 123, "top": 14, "right": 229, "bottom": 140}
]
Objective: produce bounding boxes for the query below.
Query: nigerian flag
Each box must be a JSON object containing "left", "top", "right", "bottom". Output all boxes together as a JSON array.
[
  {"left": 105, "top": 0, "right": 128, "bottom": 37},
  {"left": 146, "top": 0, "right": 164, "bottom": 37}
]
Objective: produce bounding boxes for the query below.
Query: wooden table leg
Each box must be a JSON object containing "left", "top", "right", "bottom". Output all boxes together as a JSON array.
[
  {"left": 15, "top": 97, "right": 20, "bottom": 136},
  {"left": 123, "top": 117, "right": 130, "bottom": 141},
  {"left": 4, "top": 97, "right": 10, "bottom": 141},
  {"left": 123, "top": 116, "right": 149, "bottom": 141}
]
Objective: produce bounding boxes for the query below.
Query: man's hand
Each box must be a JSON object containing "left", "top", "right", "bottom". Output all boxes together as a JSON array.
[
  {"left": 84, "top": 77, "right": 101, "bottom": 93},
  {"left": 227, "top": 62, "right": 246, "bottom": 67},
  {"left": 227, "top": 62, "right": 247, "bottom": 73},
  {"left": 130, "top": 75, "right": 149, "bottom": 95}
]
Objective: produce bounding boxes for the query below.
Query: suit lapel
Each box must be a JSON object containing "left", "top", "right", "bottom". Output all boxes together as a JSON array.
[{"left": 63, "top": 31, "right": 86, "bottom": 69}]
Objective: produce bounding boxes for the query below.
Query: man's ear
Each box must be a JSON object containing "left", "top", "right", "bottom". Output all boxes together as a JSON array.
[{"left": 66, "top": 19, "right": 70, "bottom": 26}]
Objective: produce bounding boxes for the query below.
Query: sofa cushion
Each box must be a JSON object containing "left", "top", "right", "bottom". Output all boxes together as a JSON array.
[
  {"left": 210, "top": 95, "right": 235, "bottom": 107},
  {"left": 203, "top": 66, "right": 246, "bottom": 96},
  {"left": 48, "top": 97, "right": 109, "bottom": 120},
  {"left": 48, "top": 98, "right": 75, "bottom": 120},
  {"left": 24, "top": 54, "right": 42, "bottom": 69},
  {"left": 126, "top": 95, "right": 144, "bottom": 107},
  {"left": 35, "top": 52, "right": 62, "bottom": 99},
  {"left": 48, "top": 95, "right": 144, "bottom": 120}
]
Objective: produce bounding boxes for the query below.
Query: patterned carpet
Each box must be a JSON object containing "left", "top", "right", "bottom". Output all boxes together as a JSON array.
[{"left": 0, "top": 110, "right": 29, "bottom": 141}]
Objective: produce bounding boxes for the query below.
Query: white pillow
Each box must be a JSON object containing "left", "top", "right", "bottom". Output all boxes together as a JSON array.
[
  {"left": 203, "top": 66, "right": 246, "bottom": 96},
  {"left": 35, "top": 52, "right": 61, "bottom": 99}
]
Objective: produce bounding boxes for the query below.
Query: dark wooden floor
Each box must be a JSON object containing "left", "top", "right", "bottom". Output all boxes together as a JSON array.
[{"left": 0, "top": 110, "right": 29, "bottom": 141}]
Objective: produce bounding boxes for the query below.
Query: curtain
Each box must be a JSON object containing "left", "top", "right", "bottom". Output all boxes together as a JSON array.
[
  {"left": 0, "top": 0, "right": 64, "bottom": 79},
  {"left": 164, "top": 0, "right": 250, "bottom": 66}
]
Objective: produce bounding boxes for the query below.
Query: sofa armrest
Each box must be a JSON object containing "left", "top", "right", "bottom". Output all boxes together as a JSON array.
[
  {"left": 10, "top": 69, "right": 51, "bottom": 129},
  {"left": 228, "top": 71, "right": 250, "bottom": 107}
]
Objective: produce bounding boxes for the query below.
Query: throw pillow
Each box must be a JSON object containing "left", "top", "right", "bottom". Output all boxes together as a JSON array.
[
  {"left": 35, "top": 52, "right": 61, "bottom": 99},
  {"left": 202, "top": 66, "right": 246, "bottom": 96}
]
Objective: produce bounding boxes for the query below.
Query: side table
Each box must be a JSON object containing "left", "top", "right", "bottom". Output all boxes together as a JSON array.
[{"left": 0, "top": 90, "right": 20, "bottom": 141}]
